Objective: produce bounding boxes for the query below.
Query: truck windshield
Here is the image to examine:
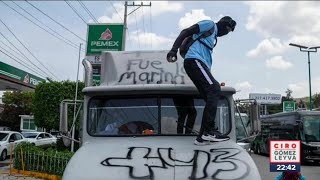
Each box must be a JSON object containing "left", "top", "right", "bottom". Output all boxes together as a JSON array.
[
  {"left": 87, "top": 96, "right": 231, "bottom": 136},
  {"left": 302, "top": 115, "right": 320, "bottom": 142},
  {"left": 235, "top": 114, "right": 250, "bottom": 140}
]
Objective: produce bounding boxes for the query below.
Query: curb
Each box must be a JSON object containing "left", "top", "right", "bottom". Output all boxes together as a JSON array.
[{"left": 10, "top": 169, "right": 62, "bottom": 180}]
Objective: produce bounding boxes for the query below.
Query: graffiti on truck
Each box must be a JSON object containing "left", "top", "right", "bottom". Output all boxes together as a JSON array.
[
  {"left": 118, "top": 59, "right": 187, "bottom": 85},
  {"left": 101, "top": 147, "right": 250, "bottom": 180}
]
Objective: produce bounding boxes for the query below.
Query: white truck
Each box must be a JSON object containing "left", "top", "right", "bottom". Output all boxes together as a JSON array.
[{"left": 60, "top": 50, "right": 261, "bottom": 180}]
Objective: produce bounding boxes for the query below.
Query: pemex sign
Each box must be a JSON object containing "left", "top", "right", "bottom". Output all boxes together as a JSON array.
[
  {"left": 86, "top": 24, "right": 124, "bottom": 56},
  {"left": 0, "top": 61, "right": 45, "bottom": 88}
]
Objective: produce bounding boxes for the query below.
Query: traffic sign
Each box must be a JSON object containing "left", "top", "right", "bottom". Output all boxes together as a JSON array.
[{"left": 283, "top": 101, "right": 295, "bottom": 112}]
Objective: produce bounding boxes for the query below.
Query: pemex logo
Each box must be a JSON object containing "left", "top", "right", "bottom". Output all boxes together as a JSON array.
[
  {"left": 23, "top": 74, "right": 29, "bottom": 84},
  {"left": 99, "top": 28, "right": 112, "bottom": 40}
]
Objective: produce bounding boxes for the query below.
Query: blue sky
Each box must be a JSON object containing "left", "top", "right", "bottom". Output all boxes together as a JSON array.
[{"left": 1, "top": 1, "right": 320, "bottom": 100}]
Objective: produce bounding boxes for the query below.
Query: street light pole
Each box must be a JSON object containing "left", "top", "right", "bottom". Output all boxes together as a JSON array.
[
  {"left": 289, "top": 43, "right": 319, "bottom": 111},
  {"left": 307, "top": 51, "right": 312, "bottom": 110}
]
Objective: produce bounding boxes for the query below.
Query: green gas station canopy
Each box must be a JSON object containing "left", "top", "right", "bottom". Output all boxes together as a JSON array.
[{"left": 0, "top": 61, "right": 45, "bottom": 91}]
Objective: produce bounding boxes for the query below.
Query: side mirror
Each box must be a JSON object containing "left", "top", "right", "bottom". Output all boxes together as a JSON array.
[
  {"left": 37, "top": 137, "right": 42, "bottom": 139},
  {"left": 60, "top": 101, "right": 71, "bottom": 147},
  {"left": 9, "top": 139, "right": 15, "bottom": 143}
]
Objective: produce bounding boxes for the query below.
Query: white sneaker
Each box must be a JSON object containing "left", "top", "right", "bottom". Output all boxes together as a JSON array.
[
  {"left": 201, "top": 131, "right": 230, "bottom": 142},
  {"left": 194, "top": 137, "right": 210, "bottom": 146}
]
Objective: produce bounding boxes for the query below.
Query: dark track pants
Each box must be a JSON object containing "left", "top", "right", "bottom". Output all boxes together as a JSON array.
[{"left": 184, "top": 59, "right": 221, "bottom": 137}]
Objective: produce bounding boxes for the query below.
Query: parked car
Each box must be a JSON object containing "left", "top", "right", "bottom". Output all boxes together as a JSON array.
[
  {"left": 21, "top": 132, "right": 57, "bottom": 147},
  {"left": 50, "top": 130, "right": 62, "bottom": 139},
  {"left": 0, "top": 131, "right": 27, "bottom": 161}
]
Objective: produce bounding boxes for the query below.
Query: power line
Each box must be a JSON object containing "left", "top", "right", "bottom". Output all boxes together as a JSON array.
[
  {"left": 0, "top": 45, "right": 47, "bottom": 78},
  {"left": 11, "top": 1, "right": 80, "bottom": 50},
  {"left": 0, "top": 39, "right": 47, "bottom": 77},
  {"left": 78, "top": 1, "right": 98, "bottom": 23},
  {"left": 149, "top": 6, "right": 153, "bottom": 48},
  {"left": 124, "top": 1, "right": 151, "bottom": 50},
  {"left": 0, "top": 1, "right": 82, "bottom": 52},
  {"left": 64, "top": 1, "right": 87, "bottom": 25},
  {"left": 109, "top": 1, "right": 123, "bottom": 22},
  {"left": 142, "top": 6, "right": 146, "bottom": 48},
  {"left": 0, "top": 17, "right": 58, "bottom": 80},
  {"left": 25, "top": 1, "right": 86, "bottom": 42},
  {"left": 134, "top": 11, "right": 140, "bottom": 48},
  {"left": 0, "top": 49, "right": 46, "bottom": 79},
  {"left": 0, "top": 39, "right": 28, "bottom": 62},
  {"left": 0, "top": 31, "right": 49, "bottom": 78},
  {"left": 0, "top": 41, "right": 47, "bottom": 77}
]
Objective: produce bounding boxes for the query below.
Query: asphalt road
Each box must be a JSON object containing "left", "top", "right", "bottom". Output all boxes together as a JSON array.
[
  {"left": 1, "top": 155, "right": 319, "bottom": 180},
  {"left": 252, "top": 153, "right": 320, "bottom": 180}
]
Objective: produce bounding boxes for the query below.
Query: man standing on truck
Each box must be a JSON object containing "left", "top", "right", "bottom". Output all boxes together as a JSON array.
[{"left": 166, "top": 16, "right": 236, "bottom": 145}]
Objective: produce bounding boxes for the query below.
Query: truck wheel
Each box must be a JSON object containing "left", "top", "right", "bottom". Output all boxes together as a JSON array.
[{"left": 0, "top": 150, "right": 7, "bottom": 161}]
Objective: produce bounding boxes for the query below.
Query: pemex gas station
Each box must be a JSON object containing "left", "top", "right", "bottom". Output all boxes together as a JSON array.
[
  {"left": 0, "top": 61, "right": 45, "bottom": 131},
  {"left": 0, "top": 61, "right": 45, "bottom": 92}
]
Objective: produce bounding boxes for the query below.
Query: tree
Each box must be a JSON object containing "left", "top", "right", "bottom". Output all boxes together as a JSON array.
[
  {"left": 285, "top": 88, "right": 293, "bottom": 101},
  {"left": 297, "top": 99, "right": 306, "bottom": 109},
  {"left": 0, "top": 91, "right": 34, "bottom": 131},
  {"left": 267, "top": 89, "right": 295, "bottom": 115},
  {"left": 33, "top": 81, "right": 84, "bottom": 131},
  {"left": 313, "top": 93, "right": 320, "bottom": 109}
]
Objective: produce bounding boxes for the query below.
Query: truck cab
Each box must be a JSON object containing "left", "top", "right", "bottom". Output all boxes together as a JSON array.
[{"left": 61, "top": 50, "right": 261, "bottom": 180}]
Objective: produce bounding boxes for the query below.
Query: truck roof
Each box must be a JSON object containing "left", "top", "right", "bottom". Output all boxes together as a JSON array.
[
  {"left": 84, "top": 50, "right": 236, "bottom": 96},
  {"left": 83, "top": 84, "right": 236, "bottom": 96}
]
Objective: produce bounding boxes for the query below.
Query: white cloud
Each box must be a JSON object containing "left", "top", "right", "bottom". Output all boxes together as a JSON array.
[
  {"left": 245, "top": 2, "right": 320, "bottom": 46},
  {"left": 265, "top": 56, "right": 293, "bottom": 70},
  {"left": 178, "top": 9, "right": 212, "bottom": 30},
  {"left": 129, "top": 30, "right": 173, "bottom": 49},
  {"left": 98, "top": 1, "right": 183, "bottom": 24},
  {"left": 246, "top": 38, "right": 288, "bottom": 58},
  {"left": 235, "top": 81, "right": 253, "bottom": 90},
  {"left": 233, "top": 81, "right": 253, "bottom": 99},
  {"left": 288, "top": 77, "right": 320, "bottom": 98}
]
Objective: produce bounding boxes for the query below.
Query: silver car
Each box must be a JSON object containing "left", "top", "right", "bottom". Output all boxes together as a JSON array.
[
  {"left": 22, "top": 132, "right": 57, "bottom": 147},
  {"left": 0, "top": 131, "right": 27, "bottom": 161}
]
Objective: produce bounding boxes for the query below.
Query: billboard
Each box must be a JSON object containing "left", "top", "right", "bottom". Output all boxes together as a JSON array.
[
  {"left": 86, "top": 24, "right": 124, "bottom": 56},
  {"left": 86, "top": 24, "right": 124, "bottom": 85},
  {"left": 249, "top": 93, "right": 282, "bottom": 105}
]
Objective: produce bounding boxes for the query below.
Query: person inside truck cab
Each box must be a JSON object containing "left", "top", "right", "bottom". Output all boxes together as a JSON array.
[{"left": 102, "top": 110, "right": 154, "bottom": 135}]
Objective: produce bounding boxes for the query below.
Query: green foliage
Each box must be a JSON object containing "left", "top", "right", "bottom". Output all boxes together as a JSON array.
[
  {"left": 14, "top": 142, "right": 74, "bottom": 176},
  {"left": 0, "top": 91, "right": 34, "bottom": 131},
  {"left": 33, "top": 80, "right": 84, "bottom": 131},
  {"left": 313, "top": 93, "right": 320, "bottom": 109}
]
